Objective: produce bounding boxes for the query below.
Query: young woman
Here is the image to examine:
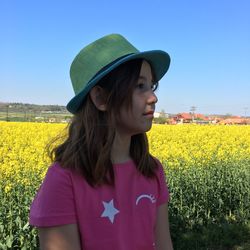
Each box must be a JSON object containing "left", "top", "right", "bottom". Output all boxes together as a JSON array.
[{"left": 29, "top": 34, "right": 173, "bottom": 250}]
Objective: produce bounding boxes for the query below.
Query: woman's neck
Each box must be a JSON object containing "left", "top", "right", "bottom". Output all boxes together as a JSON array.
[{"left": 111, "top": 132, "right": 132, "bottom": 164}]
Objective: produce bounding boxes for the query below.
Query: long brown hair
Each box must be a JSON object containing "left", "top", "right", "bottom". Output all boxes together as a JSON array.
[{"left": 50, "top": 59, "right": 158, "bottom": 187}]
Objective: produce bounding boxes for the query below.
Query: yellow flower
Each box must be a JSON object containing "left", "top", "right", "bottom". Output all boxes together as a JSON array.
[{"left": 4, "top": 184, "right": 12, "bottom": 193}]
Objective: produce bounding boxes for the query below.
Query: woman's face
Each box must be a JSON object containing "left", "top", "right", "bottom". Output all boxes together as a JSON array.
[{"left": 116, "top": 60, "right": 158, "bottom": 136}]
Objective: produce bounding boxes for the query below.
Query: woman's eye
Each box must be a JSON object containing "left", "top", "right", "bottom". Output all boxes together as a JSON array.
[
  {"left": 137, "top": 83, "right": 146, "bottom": 89},
  {"left": 136, "top": 82, "right": 158, "bottom": 91}
]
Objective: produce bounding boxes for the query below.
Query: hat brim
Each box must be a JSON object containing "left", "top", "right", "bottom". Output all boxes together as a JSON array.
[{"left": 67, "top": 50, "right": 170, "bottom": 114}]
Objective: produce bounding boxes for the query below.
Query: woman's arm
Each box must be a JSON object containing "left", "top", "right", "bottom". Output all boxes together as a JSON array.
[
  {"left": 155, "top": 203, "right": 173, "bottom": 250},
  {"left": 38, "top": 224, "right": 81, "bottom": 250}
]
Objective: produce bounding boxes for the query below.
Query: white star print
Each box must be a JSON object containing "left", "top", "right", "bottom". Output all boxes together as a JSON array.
[{"left": 101, "top": 199, "right": 120, "bottom": 224}]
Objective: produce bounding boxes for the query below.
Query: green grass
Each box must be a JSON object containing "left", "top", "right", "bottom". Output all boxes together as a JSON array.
[{"left": 166, "top": 160, "right": 250, "bottom": 250}]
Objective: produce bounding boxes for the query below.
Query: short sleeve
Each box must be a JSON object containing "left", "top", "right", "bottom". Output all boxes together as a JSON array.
[
  {"left": 154, "top": 158, "right": 170, "bottom": 206},
  {"left": 29, "top": 163, "right": 77, "bottom": 227}
]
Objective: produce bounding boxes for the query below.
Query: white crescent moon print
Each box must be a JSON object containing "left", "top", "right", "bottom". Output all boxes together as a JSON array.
[{"left": 136, "top": 194, "right": 156, "bottom": 205}]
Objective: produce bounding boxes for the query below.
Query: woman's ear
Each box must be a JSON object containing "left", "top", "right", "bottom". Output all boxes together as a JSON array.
[{"left": 89, "top": 86, "right": 107, "bottom": 111}]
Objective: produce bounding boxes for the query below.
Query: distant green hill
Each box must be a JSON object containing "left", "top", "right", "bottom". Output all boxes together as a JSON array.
[
  {"left": 0, "top": 102, "right": 72, "bottom": 122},
  {"left": 0, "top": 102, "right": 69, "bottom": 113}
]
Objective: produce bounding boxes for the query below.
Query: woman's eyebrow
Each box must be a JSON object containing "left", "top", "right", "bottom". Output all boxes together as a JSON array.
[{"left": 138, "top": 76, "right": 153, "bottom": 82}]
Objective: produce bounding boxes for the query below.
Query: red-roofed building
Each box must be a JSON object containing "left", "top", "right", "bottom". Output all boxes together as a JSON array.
[{"left": 173, "top": 113, "right": 210, "bottom": 124}]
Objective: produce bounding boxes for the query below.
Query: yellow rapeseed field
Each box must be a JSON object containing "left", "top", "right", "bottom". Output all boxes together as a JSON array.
[
  {"left": 0, "top": 122, "right": 64, "bottom": 195},
  {"left": 148, "top": 124, "right": 250, "bottom": 168},
  {"left": 1, "top": 122, "right": 250, "bottom": 192}
]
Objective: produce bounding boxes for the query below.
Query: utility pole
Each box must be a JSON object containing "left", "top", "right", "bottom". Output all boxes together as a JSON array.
[
  {"left": 244, "top": 107, "right": 248, "bottom": 118},
  {"left": 6, "top": 104, "right": 9, "bottom": 122},
  {"left": 190, "top": 106, "right": 196, "bottom": 123}
]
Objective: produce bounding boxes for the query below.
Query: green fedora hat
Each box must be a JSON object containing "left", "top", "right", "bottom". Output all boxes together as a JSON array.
[{"left": 67, "top": 33, "right": 171, "bottom": 114}]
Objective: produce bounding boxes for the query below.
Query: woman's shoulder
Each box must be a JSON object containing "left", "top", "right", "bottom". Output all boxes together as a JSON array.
[
  {"left": 151, "top": 156, "right": 164, "bottom": 170},
  {"left": 47, "top": 162, "right": 73, "bottom": 175},
  {"left": 47, "top": 162, "right": 88, "bottom": 188},
  {"left": 152, "top": 156, "right": 162, "bottom": 165},
  {"left": 43, "top": 162, "right": 76, "bottom": 185},
  {"left": 151, "top": 156, "right": 167, "bottom": 182}
]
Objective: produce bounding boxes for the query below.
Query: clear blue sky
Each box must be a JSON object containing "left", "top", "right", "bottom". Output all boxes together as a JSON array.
[{"left": 1, "top": 0, "right": 249, "bottom": 116}]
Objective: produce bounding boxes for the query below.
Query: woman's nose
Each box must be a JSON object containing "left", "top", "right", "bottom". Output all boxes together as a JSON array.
[{"left": 147, "top": 90, "right": 158, "bottom": 104}]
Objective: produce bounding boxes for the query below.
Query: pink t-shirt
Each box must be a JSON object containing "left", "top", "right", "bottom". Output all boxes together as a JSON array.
[{"left": 29, "top": 159, "right": 169, "bottom": 250}]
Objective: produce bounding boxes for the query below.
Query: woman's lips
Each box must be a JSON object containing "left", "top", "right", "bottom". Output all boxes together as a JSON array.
[{"left": 143, "top": 111, "right": 154, "bottom": 118}]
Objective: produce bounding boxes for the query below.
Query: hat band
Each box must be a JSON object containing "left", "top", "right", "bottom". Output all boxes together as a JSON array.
[{"left": 87, "top": 53, "right": 135, "bottom": 85}]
